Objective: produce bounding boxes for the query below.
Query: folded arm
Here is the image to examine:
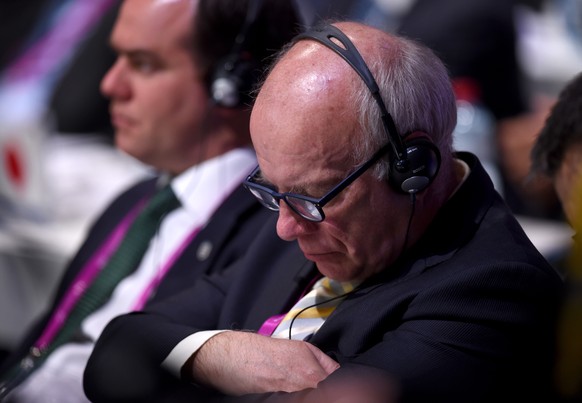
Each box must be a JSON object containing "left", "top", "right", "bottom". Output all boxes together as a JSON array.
[{"left": 187, "top": 331, "right": 339, "bottom": 395}]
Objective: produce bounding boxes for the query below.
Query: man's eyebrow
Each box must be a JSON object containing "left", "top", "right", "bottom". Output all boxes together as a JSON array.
[
  {"left": 254, "top": 171, "right": 280, "bottom": 191},
  {"left": 108, "top": 41, "right": 154, "bottom": 59},
  {"left": 254, "top": 169, "right": 270, "bottom": 185},
  {"left": 258, "top": 168, "right": 343, "bottom": 197},
  {"left": 124, "top": 49, "right": 156, "bottom": 59},
  {"left": 256, "top": 170, "right": 306, "bottom": 194}
]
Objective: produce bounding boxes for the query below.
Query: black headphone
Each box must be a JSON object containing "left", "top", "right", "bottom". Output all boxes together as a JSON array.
[
  {"left": 210, "top": 0, "right": 264, "bottom": 108},
  {"left": 295, "top": 24, "right": 441, "bottom": 194}
]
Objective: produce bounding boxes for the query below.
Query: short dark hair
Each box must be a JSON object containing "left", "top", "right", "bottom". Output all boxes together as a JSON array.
[
  {"left": 531, "top": 72, "right": 582, "bottom": 178},
  {"left": 192, "top": 0, "right": 302, "bottom": 93}
]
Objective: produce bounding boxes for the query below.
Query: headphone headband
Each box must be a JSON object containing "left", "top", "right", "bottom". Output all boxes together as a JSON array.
[
  {"left": 210, "top": 0, "right": 264, "bottom": 107},
  {"left": 293, "top": 24, "right": 440, "bottom": 194},
  {"left": 228, "top": 0, "right": 263, "bottom": 66},
  {"left": 294, "top": 24, "right": 406, "bottom": 163}
]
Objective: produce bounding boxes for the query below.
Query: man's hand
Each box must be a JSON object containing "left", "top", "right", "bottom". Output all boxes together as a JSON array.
[{"left": 186, "top": 331, "right": 340, "bottom": 396}]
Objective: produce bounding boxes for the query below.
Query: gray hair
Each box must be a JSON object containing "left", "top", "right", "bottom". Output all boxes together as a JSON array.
[{"left": 351, "top": 35, "right": 457, "bottom": 180}]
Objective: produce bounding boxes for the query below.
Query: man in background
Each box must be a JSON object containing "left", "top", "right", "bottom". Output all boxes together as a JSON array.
[
  {"left": 0, "top": 0, "right": 301, "bottom": 401},
  {"left": 531, "top": 71, "right": 582, "bottom": 402}
]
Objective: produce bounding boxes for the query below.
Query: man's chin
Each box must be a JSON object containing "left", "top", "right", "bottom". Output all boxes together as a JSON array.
[
  {"left": 115, "top": 134, "right": 140, "bottom": 156},
  {"left": 303, "top": 255, "right": 353, "bottom": 281},
  {"left": 302, "top": 251, "right": 336, "bottom": 264}
]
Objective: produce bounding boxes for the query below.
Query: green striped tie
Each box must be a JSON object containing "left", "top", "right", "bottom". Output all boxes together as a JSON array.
[
  {"left": 0, "top": 185, "right": 181, "bottom": 399},
  {"left": 44, "top": 184, "right": 180, "bottom": 355}
]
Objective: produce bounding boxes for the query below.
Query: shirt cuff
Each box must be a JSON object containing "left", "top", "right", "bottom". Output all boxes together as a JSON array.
[{"left": 161, "top": 330, "right": 230, "bottom": 378}]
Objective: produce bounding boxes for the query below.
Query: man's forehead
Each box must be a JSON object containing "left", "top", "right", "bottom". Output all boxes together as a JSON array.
[
  {"left": 151, "top": 0, "right": 196, "bottom": 8},
  {"left": 252, "top": 37, "right": 362, "bottom": 186},
  {"left": 256, "top": 140, "right": 355, "bottom": 193},
  {"left": 254, "top": 52, "right": 358, "bottom": 136}
]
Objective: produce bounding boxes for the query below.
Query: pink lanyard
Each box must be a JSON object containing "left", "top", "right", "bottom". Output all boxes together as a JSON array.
[
  {"left": 131, "top": 226, "right": 202, "bottom": 310},
  {"left": 35, "top": 203, "right": 204, "bottom": 349},
  {"left": 257, "top": 274, "right": 321, "bottom": 336},
  {"left": 133, "top": 189, "right": 235, "bottom": 309},
  {"left": 4, "top": 0, "right": 117, "bottom": 83},
  {"left": 34, "top": 200, "right": 146, "bottom": 350}
]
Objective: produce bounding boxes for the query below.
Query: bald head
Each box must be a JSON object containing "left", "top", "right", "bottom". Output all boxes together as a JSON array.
[
  {"left": 254, "top": 21, "right": 428, "bottom": 168},
  {"left": 253, "top": 21, "right": 456, "bottom": 182},
  {"left": 250, "top": 23, "right": 401, "bottom": 183},
  {"left": 252, "top": 23, "right": 387, "bottom": 161}
]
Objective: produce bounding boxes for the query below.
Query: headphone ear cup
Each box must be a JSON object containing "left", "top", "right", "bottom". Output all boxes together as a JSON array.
[
  {"left": 210, "top": 72, "right": 239, "bottom": 108},
  {"left": 210, "top": 57, "right": 261, "bottom": 108},
  {"left": 389, "top": 137, "right": 441, "bottom": 194}
]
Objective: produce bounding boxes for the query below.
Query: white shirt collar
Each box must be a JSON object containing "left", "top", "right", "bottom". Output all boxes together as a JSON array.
[{"left": 168, "top": 147, "right": 256, "bottom": 219}]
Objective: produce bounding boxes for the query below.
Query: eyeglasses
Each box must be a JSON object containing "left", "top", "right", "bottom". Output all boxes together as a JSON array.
[{"left": 244, "top": 143, "right": 392, "bottom": 222}]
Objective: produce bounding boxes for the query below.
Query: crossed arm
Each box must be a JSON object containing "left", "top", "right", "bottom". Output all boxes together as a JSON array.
[
  {"left": 84, "top": 245, "right": 560, "bottom": 402},
  {"left": 187, "top": 332, "right": 339, "bottom": 395}
]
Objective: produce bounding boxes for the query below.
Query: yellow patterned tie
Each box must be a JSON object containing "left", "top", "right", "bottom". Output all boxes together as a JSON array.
[{"left": 271, "top": 277, "right": 359, "bottom": 340}]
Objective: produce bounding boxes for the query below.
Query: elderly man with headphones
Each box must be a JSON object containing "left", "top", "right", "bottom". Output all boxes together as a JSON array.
[{"left": 85, "top": 21, "right": 564, "bottom": 403}]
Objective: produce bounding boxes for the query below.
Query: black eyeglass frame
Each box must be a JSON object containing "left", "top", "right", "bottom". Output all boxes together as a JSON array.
[{"left": 244, "top": 142, "right": 392, "bottom": 222}]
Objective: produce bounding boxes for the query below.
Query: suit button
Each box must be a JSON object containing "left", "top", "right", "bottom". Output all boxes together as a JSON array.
[{"left": 197, "top": 241, "right": 213, "bottom": 261}]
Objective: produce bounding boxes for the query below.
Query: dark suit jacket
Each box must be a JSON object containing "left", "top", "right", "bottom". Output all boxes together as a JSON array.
[
  {"left": 0, "top": 175, "right": 271, "bottom": 376},
  {"left": 85, "top": 153, "right": 564, "bottom": 403}
]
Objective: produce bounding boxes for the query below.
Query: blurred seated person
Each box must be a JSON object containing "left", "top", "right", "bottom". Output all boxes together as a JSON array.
[
  {"left": 530, "top": 70, "right": 582, "bottom": 402},
  {"left": 84, "top": 21, "right": 564, "bottom": 403},
  {"left": 0, "top": 0, "right": 301, "bottom": 402}
]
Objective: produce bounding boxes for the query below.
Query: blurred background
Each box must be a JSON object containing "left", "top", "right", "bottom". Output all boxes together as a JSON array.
[{"left": 0, "top": 0, "right": 579, "bottom": 363}]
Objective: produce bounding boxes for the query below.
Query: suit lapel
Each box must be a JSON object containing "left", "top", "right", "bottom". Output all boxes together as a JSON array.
[
  {"left": 244, "top": 244, "right": 318, "bottom": 330},
  {"left": 152, "top": 184, "right": 264, "bottom": 299},
  {"left": 185, "top": 184, "right": 261, "bottom": 272}
]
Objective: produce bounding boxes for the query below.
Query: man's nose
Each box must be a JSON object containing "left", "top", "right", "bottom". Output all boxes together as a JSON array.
[
  {"left": 276, "top": 202, "right": 316, "bottom": 241},
  {"left": 100, "top": 58, "right": 130, "bottom": 100}
]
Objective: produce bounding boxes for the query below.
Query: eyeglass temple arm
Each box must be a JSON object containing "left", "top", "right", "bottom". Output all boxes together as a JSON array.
[{"left": 318, "top": 143, "right": 392, "bottom": 205}]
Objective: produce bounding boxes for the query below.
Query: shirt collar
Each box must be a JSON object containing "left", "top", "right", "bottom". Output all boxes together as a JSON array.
[{"left": 166, "top": 147, "right": 256, "bottom": 218}]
